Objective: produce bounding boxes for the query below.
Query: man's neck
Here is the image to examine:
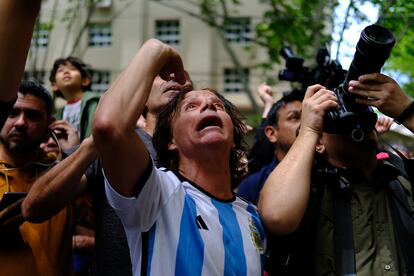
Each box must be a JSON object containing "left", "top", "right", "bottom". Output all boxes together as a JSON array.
[
  {"left": 328, "top": 152, "right": 378, "bottom": 180},
  {"left": 275, "top": 150, "right": 287, "bottom": 163},
  {"left": 178, "top": 150, "right": 233, "bottom": 200},
  {"left": 144, "top": 112, "right": 157, "bottom": 136},
  {"left": 0, "top": 146, "right": 41, "bottom": 168}
]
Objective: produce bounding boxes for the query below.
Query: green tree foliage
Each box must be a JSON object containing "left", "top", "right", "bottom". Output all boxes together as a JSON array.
[
  {"left": 255, "top": 0, "right": 336, "bottom": 63},
  {"left": 255, "top": 0, "right": 414, "bottom": 96},
  {"left": 373, "top": 0, "right": 414, "bottom": 96}
]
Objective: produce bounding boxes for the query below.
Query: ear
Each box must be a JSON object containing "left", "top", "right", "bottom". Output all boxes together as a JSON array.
[
  {"left": 315, "top": 141, "right": 325, "bottom": 154},
  {"left": 168, "top": 139, "right": 178, "bottom": 151},
  {"left": 81, "top": 78, "right": 91, "bottom": 87},
  {"left": 52, "top": 82, "right": 59, "bottom": 92},
  {"left": 264, "top": 125, "right": 278, "bottom": 143}
]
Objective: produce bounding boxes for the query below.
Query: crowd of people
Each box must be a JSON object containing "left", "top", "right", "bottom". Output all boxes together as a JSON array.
[{"left": 1, "top": 1, "right": 414, "bottom": 276}]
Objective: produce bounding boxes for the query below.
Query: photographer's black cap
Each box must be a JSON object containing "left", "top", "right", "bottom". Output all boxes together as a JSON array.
[{"left": 324, "top": 110, "right": 378, "bottom": 142}]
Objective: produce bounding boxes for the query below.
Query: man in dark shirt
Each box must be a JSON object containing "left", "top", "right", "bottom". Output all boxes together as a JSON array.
[
  {"left": 238, "top": 90, "right": 303, "bottom": 204},
  {"left": 237, "top": 90, "right": 303, "bottom": 275}
]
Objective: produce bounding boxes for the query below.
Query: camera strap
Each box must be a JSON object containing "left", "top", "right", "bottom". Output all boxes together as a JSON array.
[
  {"left": 332, "top": 178, "right": 357, "bottom": 276},
  {"left": 382, "top": 145, "right": 414, "bottom": 275},
  {"left": 388, "top": 179, "right": 414, "bottom": 275}
]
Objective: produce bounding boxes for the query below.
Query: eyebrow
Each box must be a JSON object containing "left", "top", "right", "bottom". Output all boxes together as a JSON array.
[
  {"left": 284, "top": 110, "right": 301, "bottom": 117},
  {"left": 286, "top": 108, "right": 301, "bottom": 113}
]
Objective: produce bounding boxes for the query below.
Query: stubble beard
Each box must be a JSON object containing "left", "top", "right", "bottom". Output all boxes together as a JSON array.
[
  {"left": 0, "top": 135, "right": 42, "bottom": 156},
  {"left": 276, "top": 140, "right": 292, "bottom": 156}
]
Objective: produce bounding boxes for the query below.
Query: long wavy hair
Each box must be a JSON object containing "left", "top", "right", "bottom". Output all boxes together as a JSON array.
[{"left": 153, "top": 88, "right": 247, "bottom": 187}]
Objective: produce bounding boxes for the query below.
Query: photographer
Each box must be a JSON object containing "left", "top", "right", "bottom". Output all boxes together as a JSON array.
[{"left": 259, "top": 76, "right": 414, "bottom": 275}]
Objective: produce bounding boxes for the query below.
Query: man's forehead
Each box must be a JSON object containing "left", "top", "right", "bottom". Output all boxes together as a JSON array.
[
  {"left": 279, "top": 100, "right": 301, "bottom": 112},
  {"left": 284, "top": 101, "right": 302, "bottom": 109},
  {"left": 15, "top": 93, "right": 46, "bottom": 110},
  {"left": 183, "top": 90, "right": 221, "bottom": 101}
]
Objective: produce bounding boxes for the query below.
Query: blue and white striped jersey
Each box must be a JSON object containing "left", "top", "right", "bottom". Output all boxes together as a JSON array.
[{"left": 105, "top": 166, "right": 266, "bottom": 276}]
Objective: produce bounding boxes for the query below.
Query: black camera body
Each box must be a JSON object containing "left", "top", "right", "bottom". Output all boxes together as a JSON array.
[
  {"left": 280, "top": 24, "right": 396, "bottom": 141},
  {"left": 279, "top": 46, "right": 346, "bottom": 91}
]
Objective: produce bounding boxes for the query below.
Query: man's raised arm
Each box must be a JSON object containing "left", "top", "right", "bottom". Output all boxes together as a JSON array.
[
  {"left": 22, "top": 137, "right": 96, "bottom": 223},
  {"left": 259, "top": 85, "right": 338, "bottom": 235},
  {"left": 93, "top": 39, "right": 185, "bottom": 197},
  {"left": 0, "top": 0, "right": 40, "bottom": 103}
]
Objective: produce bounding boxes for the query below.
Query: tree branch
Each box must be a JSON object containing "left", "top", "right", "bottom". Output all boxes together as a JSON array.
[
  {"left": 40, "top": 0, "right": 59, "bottom": 73},
  {"left": 335, "top": 0, "right": 353, "bottom": 60},
  {"left": 69, "top": 0, "right": 96, "bottom": 56},
  {"left": 151, "top": 0, "right": 259, "bottom": 112}
]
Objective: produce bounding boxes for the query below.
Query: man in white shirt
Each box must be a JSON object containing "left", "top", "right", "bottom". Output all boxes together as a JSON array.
[{"left": 93, "top": 39, "right": 265, "bottom": 276}]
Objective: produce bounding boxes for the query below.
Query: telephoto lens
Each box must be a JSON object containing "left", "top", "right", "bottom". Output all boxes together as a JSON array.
[
  {"left": 323, "top": 24, "right": 395, "bottom": 141},
  {"left": 344, "top": 24, "right": 395, "bottom": 93}
]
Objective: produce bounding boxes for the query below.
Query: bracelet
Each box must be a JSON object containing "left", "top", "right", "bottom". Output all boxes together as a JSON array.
[{"left": 395, "top": 101, "right": 414, "bottom": 124}]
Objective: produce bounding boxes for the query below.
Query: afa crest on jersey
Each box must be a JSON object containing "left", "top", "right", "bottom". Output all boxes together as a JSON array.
[{"left": 249, "top": 217, "right": 264, "bottom": 254}]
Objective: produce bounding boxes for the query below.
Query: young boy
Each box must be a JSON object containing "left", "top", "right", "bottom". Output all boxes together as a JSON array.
[
  {"left": 49, "top": 57, "right": 98, "bottom": 274},
  {"left": 49, "top": 57, "right": 101, "bottom": 141}
]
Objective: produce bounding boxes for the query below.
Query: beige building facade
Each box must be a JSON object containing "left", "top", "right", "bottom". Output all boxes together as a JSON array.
[{"left": 26, "top": 0, "right": 293, "bottom": 112}]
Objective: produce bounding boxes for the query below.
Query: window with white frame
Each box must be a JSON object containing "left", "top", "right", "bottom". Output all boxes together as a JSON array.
[
  {"left": 155, "top": 20, "right": 180, "bottom": 45},
  {"left": 89, "top": 23, "right": 112, "bottom": 47},
  {"left": 223, "top": 68, "right": 249, "bottom": 93},
  {"left": 224, "top": 17, "right": 251, "bottom": 44},
  {"left": 91, "top": 70, "right": 111, "bottom": 93},
  {"left": 31, "top": 23, "right": 50, "bottom": 48}
]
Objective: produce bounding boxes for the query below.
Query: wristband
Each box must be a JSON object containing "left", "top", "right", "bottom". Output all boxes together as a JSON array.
[{"left": 395, "top": 101, "right": 414, "bottom": 125}]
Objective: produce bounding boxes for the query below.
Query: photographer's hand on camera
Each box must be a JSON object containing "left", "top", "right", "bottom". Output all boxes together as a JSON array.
[
  {"left": 300, "top": 84, "right": 339, "bottom": 137},
  {"left": 348, "top": 73, "right": 410, "bottom": 117},
  {"left": 348, "top": 73, "right": 414, "bottom": 133}
]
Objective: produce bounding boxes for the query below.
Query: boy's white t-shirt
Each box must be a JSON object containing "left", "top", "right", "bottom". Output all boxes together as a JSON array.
[{"left": 62, "top": 100, "right": 81, "bottom": 132}]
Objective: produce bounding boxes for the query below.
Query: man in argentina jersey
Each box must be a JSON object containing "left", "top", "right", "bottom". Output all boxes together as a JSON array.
[
  {"left": 93, "top": 38, "right": 266, "bottom": 275},
  {"left": 105, "top": 165, "right": 265, "bottom": 275}
]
